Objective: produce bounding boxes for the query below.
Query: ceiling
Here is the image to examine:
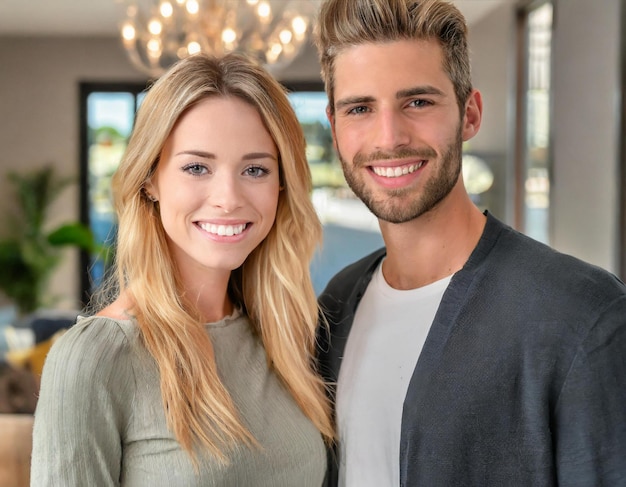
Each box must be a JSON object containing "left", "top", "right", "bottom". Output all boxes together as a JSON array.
[{"left": 0, "top": 0, "right": 509, "bottom": 37}]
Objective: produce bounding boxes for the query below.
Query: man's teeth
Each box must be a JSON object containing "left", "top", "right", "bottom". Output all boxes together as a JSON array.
[
  {"left": 372, "top": 161, "right": 425, "bottom": 178},
  {"left": 199, "top": 223, "right": 247, "bottom": 236}
]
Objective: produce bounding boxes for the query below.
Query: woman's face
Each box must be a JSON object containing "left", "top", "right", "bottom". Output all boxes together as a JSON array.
[{"left": 149, "top": 96, "right": 280, "bottom": 286}]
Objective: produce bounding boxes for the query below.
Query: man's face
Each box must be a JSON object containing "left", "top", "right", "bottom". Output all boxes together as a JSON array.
[{"left": 328, "top": 39, "right": 476, "bottom": 224}]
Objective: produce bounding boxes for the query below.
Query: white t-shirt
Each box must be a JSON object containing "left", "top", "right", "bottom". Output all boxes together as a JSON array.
[{"left": 336, "top": 262, "right": 452, "bottom": 487}]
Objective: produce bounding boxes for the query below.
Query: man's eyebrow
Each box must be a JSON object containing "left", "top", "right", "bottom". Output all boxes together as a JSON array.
[
  {"left": 397, "top": 85, "right": 445, "bottom": 98},
  {"left": 335, "top": 95, "right": 376, "bottom": 111},
  {"left": 335, "top": 86, "right": 446, "bottom": 110}
]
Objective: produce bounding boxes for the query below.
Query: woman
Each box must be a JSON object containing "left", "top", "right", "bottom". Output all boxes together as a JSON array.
[{"left": 31, "top": 53, "right": 333, "bottom": 486}]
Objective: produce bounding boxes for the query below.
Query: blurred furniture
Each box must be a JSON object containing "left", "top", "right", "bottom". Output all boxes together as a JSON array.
[
  {"left": 0, "top": 362, "right": 37, "bottom": 487},
  {"left": 0, "top": 311, "right": 74, "bottom": 487},
  {"left": 0, "top": 414, "right": 33, "bottom": 487},
  {"left": 0, "top": 362, "right": 38, "bottom": 415}
]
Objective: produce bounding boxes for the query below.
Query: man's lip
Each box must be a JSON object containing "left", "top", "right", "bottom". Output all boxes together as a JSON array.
[{"left": 369, "top": 160, "right": 427, "bottom": 178}]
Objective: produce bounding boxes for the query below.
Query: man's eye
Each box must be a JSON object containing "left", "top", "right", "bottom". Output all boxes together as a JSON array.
[
  {"left": 409, "top": 99, "right": 432, "bottom": 108},
  {"left": 347, "top": 106, "right": 369, "bottom": 115}
]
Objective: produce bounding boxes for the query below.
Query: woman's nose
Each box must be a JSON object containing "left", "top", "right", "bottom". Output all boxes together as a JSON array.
[{"left": 209, "top": 174, "right": 244, "bottom": 213}]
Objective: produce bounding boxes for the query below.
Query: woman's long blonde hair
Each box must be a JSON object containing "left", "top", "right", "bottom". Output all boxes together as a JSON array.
[{"left": 108, "top": 53, "right": 333, "bottom": 462}]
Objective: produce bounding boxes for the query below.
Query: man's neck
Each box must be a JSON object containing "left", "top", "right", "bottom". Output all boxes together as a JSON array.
[{"left": 379, "top": 195, "right": 486, "bottom": 290}]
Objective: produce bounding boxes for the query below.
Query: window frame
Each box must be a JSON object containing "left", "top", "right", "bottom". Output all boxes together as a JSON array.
[
  {"left": 78, "top": 82, "right": 148, "bottom": 303},
  {"left": 513, "top": 0, "right": 554, "bottom": 243}
]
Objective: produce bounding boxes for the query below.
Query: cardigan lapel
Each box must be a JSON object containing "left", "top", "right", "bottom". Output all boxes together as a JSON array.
[{"left": 399, "top": 212, "right": 504, "bottom": 485}]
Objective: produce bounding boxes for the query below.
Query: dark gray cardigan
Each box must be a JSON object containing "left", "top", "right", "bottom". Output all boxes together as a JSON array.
[{"left": 318, "top": 212, "right": 626, "bottom": 487}]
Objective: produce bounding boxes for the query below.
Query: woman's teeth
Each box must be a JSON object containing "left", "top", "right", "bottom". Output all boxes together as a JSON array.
[{"left": 199, "top": 223, "right": 247, "bottom": 236}]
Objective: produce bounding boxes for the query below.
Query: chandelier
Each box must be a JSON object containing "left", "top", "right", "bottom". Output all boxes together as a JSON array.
[{"left": 119, "top": 0, "right": 318, "bottom": 78}]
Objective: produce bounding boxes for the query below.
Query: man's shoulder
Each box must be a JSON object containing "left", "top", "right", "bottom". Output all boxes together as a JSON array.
[
  {"left": 320, "top": 247, "right": 386, "bottom": 299},
  {"left": 494, "top": 218, "right": 623, "bottom": 288},
  {"left": 482, "top": 214, "right": 626, "bottom": 326}
]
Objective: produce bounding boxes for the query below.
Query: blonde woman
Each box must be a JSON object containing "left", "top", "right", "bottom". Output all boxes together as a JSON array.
[{"left": 31, "top": 53, "right": 333, "bottom": 486}]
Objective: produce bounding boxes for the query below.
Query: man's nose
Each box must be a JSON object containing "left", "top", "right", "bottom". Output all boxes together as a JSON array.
[{"left": 372, "top": 109, "right": 411, "bottom": 152}]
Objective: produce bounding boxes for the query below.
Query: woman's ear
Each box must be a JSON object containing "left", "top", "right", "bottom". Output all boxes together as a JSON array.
[{"left": 143, "top": 179, "right": 159, "bottom": 202}]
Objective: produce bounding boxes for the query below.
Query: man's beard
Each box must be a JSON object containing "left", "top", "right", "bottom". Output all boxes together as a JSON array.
[{"left": 337, "top": 126, "right": 463, "bottom": 224}]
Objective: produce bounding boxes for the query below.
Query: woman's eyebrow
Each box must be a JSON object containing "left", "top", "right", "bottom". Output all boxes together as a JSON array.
[{"left": 175, "top": 150, "right": 276, "bottom": 161}]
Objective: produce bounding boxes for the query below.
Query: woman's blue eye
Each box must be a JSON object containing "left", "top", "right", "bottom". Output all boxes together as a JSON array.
[
  {"left": 183, "top": 164, "right": 207, "bottom": 175},
  {"left": 245, "top": 165, "right": 269, "bottom": 178}
]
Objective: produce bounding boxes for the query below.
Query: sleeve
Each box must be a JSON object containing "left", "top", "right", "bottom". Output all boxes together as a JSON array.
[
  {"left": 30, "top": 317, "right": 136, "bottom": 487},
  {"left": 554, "top": 295, "right": 626, "bottom": 486}
]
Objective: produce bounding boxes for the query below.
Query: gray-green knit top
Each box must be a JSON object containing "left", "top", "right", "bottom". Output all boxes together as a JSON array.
[{"left": 31, "top": 312, "right": 326, "bottom": 486}]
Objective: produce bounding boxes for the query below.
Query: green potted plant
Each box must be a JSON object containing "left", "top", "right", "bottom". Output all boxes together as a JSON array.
[{"left": 0, "top": 165, "right": 103, "bottom": 316}]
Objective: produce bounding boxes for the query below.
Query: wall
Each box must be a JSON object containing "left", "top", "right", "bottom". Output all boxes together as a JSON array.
[
  {"left": 0, "top": 37, "right": 144, "bottom": 309},
  {"left": 466, "top": 4, "right": 517, "bottom": 225},
  {"left": 467, "top": 4, "right": 515, "bottom": 156},
  {"left": 550, "top": 0, "right": 621, "bottom": 272},
  {"left": 467, "top": 0, "right": 622, "bottom": 273}
]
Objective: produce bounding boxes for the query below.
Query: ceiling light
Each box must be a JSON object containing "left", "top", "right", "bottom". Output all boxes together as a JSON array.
[{"left": 119, "top": 0, "right": 318, "bottom": 77}]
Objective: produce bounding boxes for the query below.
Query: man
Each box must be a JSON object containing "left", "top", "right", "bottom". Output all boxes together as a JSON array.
[{"left": 314, "top": 0, "right": 626, "bottom": 485}]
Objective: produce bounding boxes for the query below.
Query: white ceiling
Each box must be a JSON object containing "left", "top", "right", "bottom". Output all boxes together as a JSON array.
[{"left": 0, "top": 0, "right": 509, "bottom": 37}]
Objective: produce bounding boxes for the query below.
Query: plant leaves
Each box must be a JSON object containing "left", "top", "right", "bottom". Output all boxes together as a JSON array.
[
  {"left": 8, "top": 166, "right": 74, "bottom": 238},
  {"left": 0, "top": 239, "right": 46, "bottom": 313},
  {"left": 0, "top": 165, "right": 95, "bottom": 314},
  {"left": 47, "top": 223, "right": 96, "bottom": 252}
]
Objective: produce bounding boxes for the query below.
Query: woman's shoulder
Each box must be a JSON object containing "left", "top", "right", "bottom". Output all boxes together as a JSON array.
[
  {"left": 33, "top": 315, "right": 144, "bottom": 472},
  {"left": 43, "top": 313, "right": 140, "bottom": 383},
  {"left": 67, "top": 312, "right": 138, "bottom": 345},
  {"left": 65, "top": 292, "right": 140, "bottom": 345}
]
